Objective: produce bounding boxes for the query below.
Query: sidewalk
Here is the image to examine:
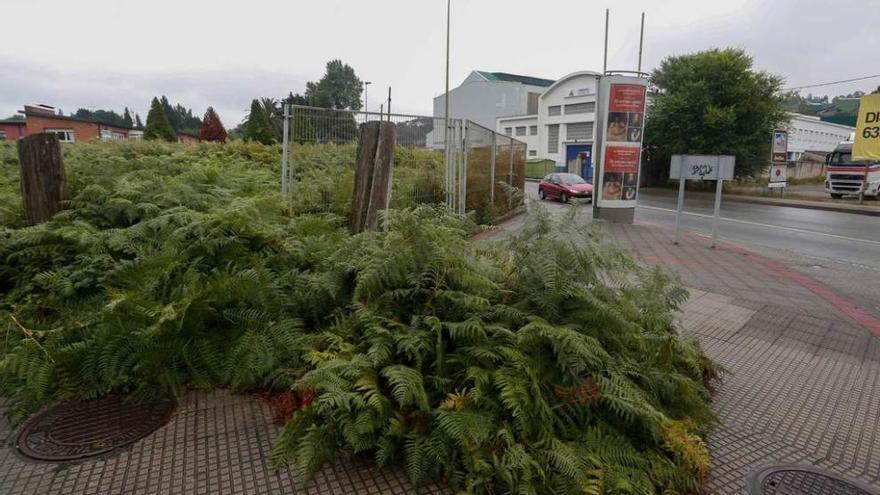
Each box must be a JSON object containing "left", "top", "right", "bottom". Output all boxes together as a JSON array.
[{"left": 606, "top": 221, "right": 880, "bottom": 493}]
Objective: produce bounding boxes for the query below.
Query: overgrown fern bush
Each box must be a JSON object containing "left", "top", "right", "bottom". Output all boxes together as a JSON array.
[
  {"left": 0, "top": 140, "right": 341, "bottom": 423},
  {"left": 272, "top": 205, "right": 717, "bottom": 494}
]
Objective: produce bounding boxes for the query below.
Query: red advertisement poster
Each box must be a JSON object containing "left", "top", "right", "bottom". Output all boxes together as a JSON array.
[
  {"left": 604, "top": 146, "right": 641, "bottom": 173},
  {"left": 609, "top": 84, "right": 646, "bottom": 113}
]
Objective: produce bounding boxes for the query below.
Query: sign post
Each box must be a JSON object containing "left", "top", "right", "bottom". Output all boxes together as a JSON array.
[
  {"left": 769, "top": 129, "right": 788, "bottom": 196},
  {"left": 670, "top": 155, "right": 735, "bottom": 248}
]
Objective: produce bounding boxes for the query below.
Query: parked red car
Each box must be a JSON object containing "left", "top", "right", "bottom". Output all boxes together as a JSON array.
[{"left": 538, "top": 173, "right": 593, "bottom": 202}]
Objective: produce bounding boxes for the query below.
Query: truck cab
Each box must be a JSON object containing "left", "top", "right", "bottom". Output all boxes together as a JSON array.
[{"left": 825, "top": 142, "right": 880, "bottom": 199}]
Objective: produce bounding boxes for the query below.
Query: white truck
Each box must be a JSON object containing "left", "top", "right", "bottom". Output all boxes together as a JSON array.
[{"left": 825, "top": 141, "right": 880, "bottom": 199}]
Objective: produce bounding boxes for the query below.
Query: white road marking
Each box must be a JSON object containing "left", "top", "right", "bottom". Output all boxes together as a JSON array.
[{"left": 637, "top": 205, "right": 880, "bottom": 246}]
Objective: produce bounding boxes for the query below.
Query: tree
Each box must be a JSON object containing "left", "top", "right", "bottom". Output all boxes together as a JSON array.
[
  {"left": 242, "top": 99, "right": 276, "bottom": 144},
  {"left": 158, "top": 96, "right": 202, "bottom": 134},
  {"left": 143, "top": 97, "right": 177, "bottom": 142},
  {"left": 642, "top": 48, "right": 787, "bottom": 182},
  {"left": 123, "top": 108, "right": 133, "bottom": 128},
  {"left": 199, "top": 107, "right": 228, "bottom": 142},
  {"left": 135, "top": 114, "right": 143, "bottom": 128},
  {"left": 304, "top": 59, "right": 363, "bottom": 110}
]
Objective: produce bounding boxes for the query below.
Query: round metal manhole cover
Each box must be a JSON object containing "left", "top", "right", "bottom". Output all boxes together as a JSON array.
[
  {"left": 16, "top": 395, "right": 175, "bottom": 462},
  {"left": 748, "top": 465, "right": 879, "bottom": 495}
]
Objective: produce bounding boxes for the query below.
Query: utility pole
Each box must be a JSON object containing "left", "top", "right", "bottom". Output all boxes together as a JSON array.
[
  {"left": 603, "top": 8, "right": 609, "bottom": 74},
  {"left": 637, "top": 12, "right": 645, "bottom": 73},
  {"left": 444, "top": 0, "right": 453, "bottom": 211}
]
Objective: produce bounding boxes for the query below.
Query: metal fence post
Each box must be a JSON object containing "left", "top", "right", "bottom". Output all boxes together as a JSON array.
[
  {"left": 460, "top": 120, "right": 468, "bottom": 216},
  {"left": 490, "top": 132, "right": 496, "bottom": 205},
  {"left": 508, "top": 138, "right": 514, "bottom": 210},
  {"left": 281, "top": 103, "right": 290, "bottom": 196}
]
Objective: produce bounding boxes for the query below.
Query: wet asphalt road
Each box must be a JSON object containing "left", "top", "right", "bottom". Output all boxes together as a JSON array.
[{"left": 524, "top": 182, "right": 880, "bottom": 268}]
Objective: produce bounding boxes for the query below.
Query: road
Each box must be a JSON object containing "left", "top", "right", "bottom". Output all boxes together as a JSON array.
[{"left": 524, "top": 182, "right": 880, "bottom": 268}]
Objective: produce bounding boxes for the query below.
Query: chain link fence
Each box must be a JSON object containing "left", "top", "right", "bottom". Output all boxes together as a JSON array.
[{"left": 279, "top": 105, "right": 525, "bottom": 223}]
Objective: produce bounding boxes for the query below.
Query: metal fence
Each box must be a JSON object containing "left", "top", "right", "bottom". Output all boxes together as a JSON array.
[{"left": 279, "top": 105, "right": 525, "bottom": 223}]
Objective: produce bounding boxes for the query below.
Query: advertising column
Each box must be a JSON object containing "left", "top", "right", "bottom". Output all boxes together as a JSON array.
[{"left": 593, "top": 75, "right": 648, "bottom": 223}]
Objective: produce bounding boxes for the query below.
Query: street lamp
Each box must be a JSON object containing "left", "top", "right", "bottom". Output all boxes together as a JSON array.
[{"left": 364, "top": 81, "right": 372, "bottom": 116}]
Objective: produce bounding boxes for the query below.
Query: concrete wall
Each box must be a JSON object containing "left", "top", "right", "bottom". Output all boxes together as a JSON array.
[
  {"left": 433, "top": 72, "right": 546, "bottom": 130},
  {"left": 497, "top": 115, "right": 539, "bottom": 157},
  {"left": 0, "top": 122, "right": 26, "bottom": 140}
]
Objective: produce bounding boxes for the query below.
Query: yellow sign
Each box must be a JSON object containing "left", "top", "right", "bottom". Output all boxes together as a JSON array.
[{"left": 853, "top": 93, "right": 880, "bottom": 161}]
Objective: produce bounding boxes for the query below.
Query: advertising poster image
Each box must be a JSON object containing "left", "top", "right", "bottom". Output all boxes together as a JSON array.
[
  {"left": 602, "top": 146, "right": 641, "bottom": 200},
  {"left": 602, "top": 83, "right": 646, "bottom": 203}
]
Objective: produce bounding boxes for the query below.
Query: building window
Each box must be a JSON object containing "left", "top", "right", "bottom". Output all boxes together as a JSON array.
[
  {"left": 515, "top": 126, "right": 526, "bottom": 136},
  {"left": 566, "top": 122, "right": 593, "bottom": 141},
  {"left": 529, "top": 125, "right": 537, "bottom": 136},
  {"left": 0, "top": 130, "right": 6, "bottom": 141},
  {"left": 46, "top": 129, "right": 75, "bottom": 143},
  {"left": 547, "top": 124, "right": 559, "bottom": 153},
  {"left": 504, "top": 127, "right": 512, "bottom": 136},
  {"left": 564, "top": 102, "right": 596, "bottom": 114},
  {"left": 529, "top": 150, "right": 537, "bottom": 157},
  {"left": 548, "top": 105, "right": 561, "bottom": 116}
]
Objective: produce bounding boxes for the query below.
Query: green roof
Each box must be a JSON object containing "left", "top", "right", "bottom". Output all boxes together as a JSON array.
[{"left": 478, "top": 71, "right": 555, "bottom": 87}]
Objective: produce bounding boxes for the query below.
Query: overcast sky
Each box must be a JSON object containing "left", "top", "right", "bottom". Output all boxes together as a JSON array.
[{"left": 2, "top": 0, "right": 878, "bottom": 125}]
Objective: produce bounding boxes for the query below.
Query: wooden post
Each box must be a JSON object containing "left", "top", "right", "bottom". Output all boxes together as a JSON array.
[
  {"left": 351, "top": 122, "right": 380, "bottom": 232},
  {"left": 351, "top": 121, "right": 396, "bottom": 232},
  {"left": 17, "top": 133, "right": 66, "bottom": 225}
]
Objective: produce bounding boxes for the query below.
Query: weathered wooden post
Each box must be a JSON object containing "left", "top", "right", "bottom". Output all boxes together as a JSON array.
[
  {"left": 351, "top": 121, "right": 396, "bottom": 233},
  {"left": 17, "top": 133, "right": 66, "bottom": 225}
]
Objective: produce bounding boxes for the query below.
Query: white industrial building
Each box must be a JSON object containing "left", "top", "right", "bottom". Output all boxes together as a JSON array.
[
  {"left": 785, "top": 113, "right": 854, "bottom": 161},
  {"left": 497, "top": 71, "right": 602, "bottom": 178}
]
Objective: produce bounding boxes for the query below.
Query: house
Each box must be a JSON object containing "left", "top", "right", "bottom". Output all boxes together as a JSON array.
[
  {"left": 176, "top": 131, "right": 200, "bottom": 144},
  {"left": 497, "top": 71, "right": 602, "bottom": 175},
  {"left": 20, "top": 105, "right": 133, "bottom": 142},
  {"left": 0, "top": 118, "right": 26, "bottom": 141}
]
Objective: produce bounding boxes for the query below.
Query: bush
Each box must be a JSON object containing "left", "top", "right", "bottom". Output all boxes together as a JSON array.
[
  {"left": 1, "top": 141, "right": 717, "bottom": 493},
  {"left": 271, "top": 206, "right": 717, "bottom": 494}
]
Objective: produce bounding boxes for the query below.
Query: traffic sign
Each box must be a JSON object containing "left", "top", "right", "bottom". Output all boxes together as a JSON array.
[{"left": 669, "top": 155, "right": 735, "bottom": 180}]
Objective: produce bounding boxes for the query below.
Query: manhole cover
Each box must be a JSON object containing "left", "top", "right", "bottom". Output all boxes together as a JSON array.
[
  {"left": 16, "top": 395, "right": 175, "bottom": 462},
  {"left": 748, "top": 465, "right": 879, "bottom": 495}
]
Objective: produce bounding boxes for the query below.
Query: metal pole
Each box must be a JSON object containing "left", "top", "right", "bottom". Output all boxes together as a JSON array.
[
  {"left": 444, "top": 0, "right": 452, "bottom": 212},
  {"left": 711, "top": 178, "right": 723, "bottom": 248},
  {"left": 859, "top": 165, "right": 868, "bottom": 205},
  {"left": 603, "top": 8, "right": 609, "bottom": 74},
  {"left": 508, "top": 138, "right": 514, "bottom": 210},
  {"left": 674, "top": 163, "right": 685, "bottom": 245},
  {"left": 364, "top": 82, "right": 371, "bottom": 117},
  {"left": 490, "top": 132, "right": 496, "bottom": 204},
  {"left": 281, "top": 103, "right": 290, "bottom": 195},
  {"left": 637, "top": 12, "right": 645, "bottom": 73},
  {"left": 387, "top": 87, "right": 392, "bottom": 121},
  {"left": 460, "top": 121, "right": 468, "bottom": 216}
]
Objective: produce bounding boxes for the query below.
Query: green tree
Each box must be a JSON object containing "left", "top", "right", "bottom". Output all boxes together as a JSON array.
[
  {"left": 642, "top": 48, "right": 787, "bottom": 181},
  {"left": 243, "top": 99, "right": 276, "bottom": 144},
  {"left": 143, "top": 97, "right": 177, "bottom": 142},
  {"left": 304, "top": 59, "right": 363, "bottom": 110},
  {"left": 135, "top": 114, "right": 143, "bottom": 128},
  {"left": 123, "top": 107, "right": 134, "bottom": 128}
]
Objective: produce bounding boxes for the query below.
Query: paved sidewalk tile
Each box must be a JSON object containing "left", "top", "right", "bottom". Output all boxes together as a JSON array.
[
  {"left": 607, "top": 221, "right": 880, "bottom": 494},
  {"left": 0, "top": 391, "right": 447, "bottom": 495}
]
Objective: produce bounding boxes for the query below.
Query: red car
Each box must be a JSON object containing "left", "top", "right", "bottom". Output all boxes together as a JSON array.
[{"left": 538, "top": 173, "right": 593, "bottom": 202}]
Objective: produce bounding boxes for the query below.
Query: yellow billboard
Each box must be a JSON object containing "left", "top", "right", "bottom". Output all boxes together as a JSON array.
[{"left": 853, "top": 93, "right": 880, "bottom": 161}]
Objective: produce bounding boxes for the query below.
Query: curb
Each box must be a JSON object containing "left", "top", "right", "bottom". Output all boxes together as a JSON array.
[
  {"left": 722, "top": 193, "right": 880, "bottom": 217},
  {"left": 640, "top": 188, "right": 880, "bottom": 217}
]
